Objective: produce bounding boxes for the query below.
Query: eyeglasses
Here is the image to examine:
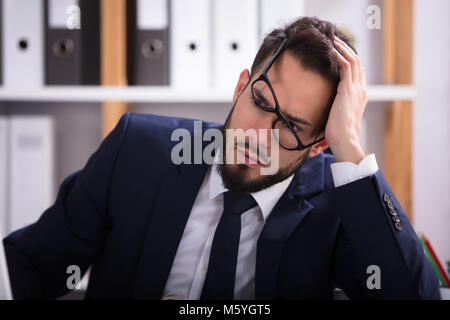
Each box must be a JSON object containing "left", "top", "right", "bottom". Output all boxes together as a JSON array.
[{"left": 250, "top": 32, "right": 325, "bottom": 151}]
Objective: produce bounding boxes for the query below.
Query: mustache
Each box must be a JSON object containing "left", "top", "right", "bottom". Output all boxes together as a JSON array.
[{"left": 235, "top": 141, "right": 270, "bottom": 165}]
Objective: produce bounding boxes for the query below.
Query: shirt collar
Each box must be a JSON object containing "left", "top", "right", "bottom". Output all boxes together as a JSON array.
[{"left": 208, "top": 164, "right": 294, "bottom": 221}]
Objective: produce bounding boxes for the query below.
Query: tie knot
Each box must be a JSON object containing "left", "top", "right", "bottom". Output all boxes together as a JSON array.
[{"left": 223, "top": 191, "right": 257, "bottom": 216}]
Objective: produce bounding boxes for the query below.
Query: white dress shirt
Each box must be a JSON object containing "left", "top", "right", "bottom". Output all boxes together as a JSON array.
[{"left": 162, "top": 154, "right": 378, "bottom": 299}]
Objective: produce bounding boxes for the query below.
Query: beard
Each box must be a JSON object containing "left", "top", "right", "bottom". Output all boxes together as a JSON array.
[{"left": 216, "top": 100, "right": 311, "bottom": 194}]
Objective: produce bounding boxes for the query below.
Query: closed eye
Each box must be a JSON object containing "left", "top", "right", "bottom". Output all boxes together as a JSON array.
[
  {"left": 251, "top": 97, "right": 264, "bottom": 109},
  {"left": 253, "top": 91, "right": 274, "bottom": 109},
  {"left": 281, "top": 119, "right": 302, "bottom": 132},
  {"left": 292, "top": 124, "right": 303, "bottom": 133}
]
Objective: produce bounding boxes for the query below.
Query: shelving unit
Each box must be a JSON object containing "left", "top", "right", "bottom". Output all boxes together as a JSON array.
[
  {"left": 0, "top": 85, "right": 416, "bottom": 103},
  {"left": 383, "top": 0, "right": 414, "bottom": 219}
]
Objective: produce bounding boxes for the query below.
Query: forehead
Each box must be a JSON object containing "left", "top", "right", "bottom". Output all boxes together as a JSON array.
[{"left": 260, "top": 52, "right": 332, "bottom": 124}]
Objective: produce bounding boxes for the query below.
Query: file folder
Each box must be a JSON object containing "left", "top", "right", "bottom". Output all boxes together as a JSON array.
[
  {"left": 2, "top": 0, "right": 44, "bottom": 87},
  {"left": 127, "top": 0, "right": 170, "bottom": 86},
  {"left": 45, "top": 0, "right": 100, "bottom": 85},
  {"left": 260, "top": 0, "right": 305, "bottom": 43},
  {"left": 0, "top": 116, "right": 8, "bottom": 237},
  {"left": 213, "top": 0, "right": 259, "bottom": 93},
  {"left": 170, "top": 0, "right": 211, "bottom": 90},
  {"left": 0, "top": 1, "right": 3, "bottom": 86},
  {"left": 8, "top": 116, "right": 55, "bottom": 234}
]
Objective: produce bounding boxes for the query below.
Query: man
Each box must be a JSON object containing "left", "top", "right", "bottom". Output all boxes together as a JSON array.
[{"left": 2, "top": 17, "right": 440, "bottom": 299}]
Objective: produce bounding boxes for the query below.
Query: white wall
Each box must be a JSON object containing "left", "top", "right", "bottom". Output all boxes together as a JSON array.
[{"left": 413, "top": 0, "right": 450, "bottom": 267}]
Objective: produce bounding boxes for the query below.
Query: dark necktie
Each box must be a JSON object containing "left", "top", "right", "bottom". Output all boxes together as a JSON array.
[{"left": 200, "top": 191, "right": 257, "bottom": 300}]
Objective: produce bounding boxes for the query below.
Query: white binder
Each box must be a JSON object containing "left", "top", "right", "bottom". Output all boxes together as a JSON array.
[
  {"left": 2, "top": 0, "right": 44, "bottom": 87},
  {"left": 9, "top": 116, "right": 54, "bottom": 233},
  {"left": 260, "top": 0, "right": 305, "bottom": 43},
  {"left": 0, "top": 227, "right": 13, "bottom": 300},
  {"left": 213, "top": 0, "right": 259, "bottom": 93},
  {"left": 170, "top": 0, "right": 211, "bottom": 91},
  {"left": 0, "top": 117, "right": 8, "bottom": 238}
]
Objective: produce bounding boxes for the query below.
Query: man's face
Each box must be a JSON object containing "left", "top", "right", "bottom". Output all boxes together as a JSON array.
[{"left": 219, "top": 52, "right": 332, "bottom": 193}]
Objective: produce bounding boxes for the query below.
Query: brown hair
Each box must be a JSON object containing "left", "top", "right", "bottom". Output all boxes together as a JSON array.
[{"left": 250, "top": 16, "right": 357, "bottom": 136}]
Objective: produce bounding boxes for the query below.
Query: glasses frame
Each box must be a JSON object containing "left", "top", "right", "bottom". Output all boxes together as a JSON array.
[{"left": 251, "top": 32, "right": 325, "bottom": 151}]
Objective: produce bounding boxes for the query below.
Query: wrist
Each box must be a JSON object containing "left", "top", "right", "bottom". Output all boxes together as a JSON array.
[{"left": 330, "top": 141, "right": 366, "bottom": 164}]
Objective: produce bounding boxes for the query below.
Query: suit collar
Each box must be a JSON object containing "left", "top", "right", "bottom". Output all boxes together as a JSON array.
[{"left": 288, "top": 151, "right": 328, "bottom": 200}]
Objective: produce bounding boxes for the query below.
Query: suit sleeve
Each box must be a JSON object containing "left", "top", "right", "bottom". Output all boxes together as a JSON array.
[
  {"left": 331, "top": 170, "right": 441, "bottom": 299},
  {"left": 2, "top": 112, "right": 131, "bottom": 299}
]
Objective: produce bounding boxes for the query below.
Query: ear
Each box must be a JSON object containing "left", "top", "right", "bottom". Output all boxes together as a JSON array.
[
  {"left": 308, "top": 137, "right": 328, "bottom": 158},
  {"left": 233, "top": 69, "right": 251, "bottom": 105}
]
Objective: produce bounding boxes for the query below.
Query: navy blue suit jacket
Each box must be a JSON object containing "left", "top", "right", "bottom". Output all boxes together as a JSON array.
[{"left": 3, "top": 112, "right": 441, "bottom": 299}]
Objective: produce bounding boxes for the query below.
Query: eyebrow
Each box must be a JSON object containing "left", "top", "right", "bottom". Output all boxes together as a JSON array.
[
  {"left": 254, "top": 88, "right": 312, "bottom": 127},
  {"left": 283, "top": 113, "right": 312, "bottom": 127}
]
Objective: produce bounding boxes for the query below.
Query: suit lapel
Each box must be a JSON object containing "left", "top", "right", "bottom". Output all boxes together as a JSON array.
[
  {"left": 131, "top": 121, "right": 222, "bottom": 299},
  {"left": 131, "top": 162, "right": 209, "bottom": 299},
  {"left": 255, "top": 152, "right": 327, "bottom": 299}
]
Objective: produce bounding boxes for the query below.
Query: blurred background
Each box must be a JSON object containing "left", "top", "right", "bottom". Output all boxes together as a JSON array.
[{"left": 0, "top": 0, "right": 448, "bottom": 287}]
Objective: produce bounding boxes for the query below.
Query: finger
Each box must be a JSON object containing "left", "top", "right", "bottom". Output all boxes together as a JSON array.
[
  {"left": 333, "top": 47, "right": 352, "bottom": 85},
  {"left": 362, "top": 66, "right": 368, "bottom": 102},
  {"left": 362, "top": 66, "right": 367, "bottom": 88},
  {"left": 334, "top": 37, "right": 361, "bottom": 78},
  {"left": 334, "top": 36, "right": 357, "bottom": 56},
  {"left": 334, "top": 36, "right": 365, "bottom": 83},
  {"left": 334, "top": 39, "right": 359, "bottom": 83},
  {"left": 334, "top": 40, "right": 359, "bottom": 83}
]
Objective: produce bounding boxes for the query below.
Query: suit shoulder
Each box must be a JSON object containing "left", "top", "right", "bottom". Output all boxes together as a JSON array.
[
  {"left": 120, "top": 113, "right": 221, "bottom": 157},
  {"left": 127, "top": 112, "right": 221, "bottom": 134}
]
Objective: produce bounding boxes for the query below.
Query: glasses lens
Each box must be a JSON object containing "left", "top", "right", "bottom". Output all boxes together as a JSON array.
[
  {"left": 252, "top": 80, "right": 276, "bottom": 111},
  {"left": 273, "top": 119, "right": 300, "bottom": 149}
]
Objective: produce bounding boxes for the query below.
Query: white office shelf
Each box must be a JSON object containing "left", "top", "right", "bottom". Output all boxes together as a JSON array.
[{"left": 0, "top": 85, "right": 415, "bottom": 103}]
